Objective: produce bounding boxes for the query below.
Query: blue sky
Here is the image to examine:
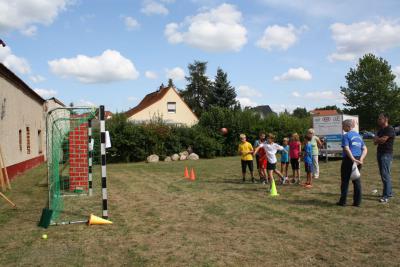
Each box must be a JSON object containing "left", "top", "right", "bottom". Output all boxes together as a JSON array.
[{"left": 1, "top": 0, "right": 400, "bottom": 113}]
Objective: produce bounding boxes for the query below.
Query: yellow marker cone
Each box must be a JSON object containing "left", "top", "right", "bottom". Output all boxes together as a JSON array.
[
  {"left": 270, "top": 179, "right": 279, "bottom": 197},
  {"left": 88, "top": 214, "right": 113, "bottom": 225}
]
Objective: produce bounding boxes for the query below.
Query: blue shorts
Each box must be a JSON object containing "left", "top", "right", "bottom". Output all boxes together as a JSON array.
[{"left": 305, "top": 162, "right": 314, "bottom": 173}]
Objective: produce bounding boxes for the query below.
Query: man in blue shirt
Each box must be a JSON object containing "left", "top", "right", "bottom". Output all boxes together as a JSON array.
[{"left": 337, "top": 119, "right": 368, "bottom": 207}]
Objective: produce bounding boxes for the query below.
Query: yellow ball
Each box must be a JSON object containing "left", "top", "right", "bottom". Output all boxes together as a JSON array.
[{"left": 42, "top": 234, "right": 48, "bottom": 239}]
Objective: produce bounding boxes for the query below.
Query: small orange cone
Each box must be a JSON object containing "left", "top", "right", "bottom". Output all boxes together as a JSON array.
[
  {"left": 88, "top": 214, "right": 113, "bottom": 225},
  {"left": 184, "top": 166, "right": 189, "bottom": 178},
  {"left": 190, "top": 168, "right": 196, "bottom": 181}
]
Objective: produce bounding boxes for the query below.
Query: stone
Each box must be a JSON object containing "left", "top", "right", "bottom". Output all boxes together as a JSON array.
[
  {"left": 146, "top": 154, "right": 159, "bottom": 163},
  {"left": 164, "top": 156, "right": 172, "bottom": 162},
  {"left": 171, "top": 154, "right": 179, "bottom": 161},
  {"left": 179, "top": 151, "right": 189, "bottom": 157},
  {"left": 187, "top": 153, "right": 199, "bottom": 160},
  {"left": 179, "top": 155, "right": 187, "bottom": 161}
]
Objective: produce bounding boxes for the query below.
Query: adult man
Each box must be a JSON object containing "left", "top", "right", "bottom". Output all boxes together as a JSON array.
[
  {"left": 307, "top": 129, "right": 323, "bottom": 179},
  {"left": 374, "top": 113, "right": 396, "bottom": 203},
  {"left": 337, "top": 120, "right": 368, "bottom": 207}
]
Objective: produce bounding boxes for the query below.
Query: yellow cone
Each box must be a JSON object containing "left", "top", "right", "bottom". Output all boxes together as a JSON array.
[
  {"left": 88, "top": 214, "right": 113, "bottom": 225},
  {"left": 270, "top": 179, "right": 279, "bottom": 197}
]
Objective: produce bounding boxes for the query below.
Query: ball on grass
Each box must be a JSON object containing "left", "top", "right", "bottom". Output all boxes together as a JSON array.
[
  {"left": 220, "top": 127, "right": 228, "bottom": 135},
  {"left": 42, "top": 234, "right": 48, "bottom": 239}
]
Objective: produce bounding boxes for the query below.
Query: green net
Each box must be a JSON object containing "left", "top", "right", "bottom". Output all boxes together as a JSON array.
[{"left": 46, "top": 107, "right": 97, "bottom": 222}]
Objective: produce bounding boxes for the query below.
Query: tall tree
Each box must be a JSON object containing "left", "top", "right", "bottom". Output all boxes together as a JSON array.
[
  {"left": 208, "top": 68, "right": 237, "bottom": 109},
  {"left": 314, "top": 105, "right": 342, "bottom": 113},
  {"left": 341, "top": 54, "right": 400, "bottom": 129},
  {"left": 180, "top": 61, "right": 211, "bottom": 117},
  {"left": 167, "top": 78, "right": 175, "bottom": 88},
  {"left": 292, "top": 107, "right": 309, "bottom": 118}
]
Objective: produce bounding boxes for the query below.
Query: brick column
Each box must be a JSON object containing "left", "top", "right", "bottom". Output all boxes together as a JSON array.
[{"left": 69, "top": 123, "right": 88, "bottom": 191}]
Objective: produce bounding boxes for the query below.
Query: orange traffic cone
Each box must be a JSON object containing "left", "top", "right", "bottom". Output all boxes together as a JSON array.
[
  {"left": 190, "top": 168, "right": 196, "bottom": 181},
  {"left": 184, "top": 166, "right": 189, "bottom": 178},
  {"left": 88, "top": 214, "right": 113, "bottom": 225}
]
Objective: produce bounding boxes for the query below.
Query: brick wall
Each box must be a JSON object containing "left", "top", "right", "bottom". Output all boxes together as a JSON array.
[{"left": 69, "top": 123, "right": 88, "bottom": 191}]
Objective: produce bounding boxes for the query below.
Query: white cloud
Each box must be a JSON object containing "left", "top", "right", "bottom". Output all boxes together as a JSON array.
[
  {"left": 236, "top": 97, "right": 257, "bottom": 108},
  {"left": 256, "top": 24, "right": 307, "bottom": 51},
  {"left": 165, "top": 67, "right": 185, "bottom": 81},
  {"left": 145, "top": 70, "right": 158, "bottom": 79},
  {"left": 141, "top": 1, "right": 169, "bottom": 15},
  {"left": 292, "top": 90, "right": 344, "bottom": 103},
  {"left": 269, "top": 104, "right": 298, "bottom": 113},
  {"left": 34, "top": 88, "right": 57, "bottom": 98},
  {"left": 164, "top": 3, "right": 247, "bottom": 52},
  {"left": 329, "top": 19, "right": 400, "bottom": 62},
  {"left": 394, "top": 66, "right": 400, "bottom": 82},
  {"left": 127, "top": 96, "right": 138, "bottom": 101},
  {"left": 0, "top": 46, "right": 31, "bottom": 74},
  {"left": 237, "top": 85, "right": 262, "bottom": 98},
  {"left": 274, "top": 67, "right": 312, "bottom": 81},
  {"left": 124, "top": 16, "right": 140, "bottom": 30},
  {"left": 30, "top": 75, "right": 45, "bottom": 83},
  {"left": 48, "top": 50, "right": 139, "bottom": 83},
  {"left": 0, "top": 0, "right": 70, "bottom": 34},
  {"left": 20, "top": 25, "right": 38, "bottom": 37}
]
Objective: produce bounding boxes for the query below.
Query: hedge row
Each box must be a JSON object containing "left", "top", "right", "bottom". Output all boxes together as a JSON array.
[{"left": 98, "top": 107, "right": 312, "bottom": 163}]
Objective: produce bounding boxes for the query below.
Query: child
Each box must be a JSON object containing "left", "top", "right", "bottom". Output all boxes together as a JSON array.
[
  {"left": 289, "top": 133, "right": 301, "bottom": 184},
  {"left": 279, "top": 138, "right": 290, "bottom": 184},
  {"left": 303, "top": 135, "right": 314, "bottom": 188},
  {"left": 238, "top": 134, "right": 255, "bottom": 183},
  {"left": 254, "top": 132, "right": 267, "bottom": 183},
  {"left": 254, "top": 134, "right": 286, "bottom": 187}
]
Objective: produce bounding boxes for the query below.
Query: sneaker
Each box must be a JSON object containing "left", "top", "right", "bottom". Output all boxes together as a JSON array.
[
  {"left": 352, "top": 204, "right": 360, "bottom": 207},
  {"left": 290, "top": 178, "right": 296, "bottom": 184},
  {"left": 336, "top": 202, "right": 345, "bottom": 206},
  {"left": 262, "top": 180, "right": 266, "bottom": 185},
  {"left": 304, "top": 184, "right": 313, "bottom": 189},
  {"left": 379, "top": 198, "right": 389, "bottom": 203},
  {"left": 242, "top": 178, "right": 245, "bottom": 183},
  {"left": 251, "top": 178, "right": 255, "bottom": 183}
]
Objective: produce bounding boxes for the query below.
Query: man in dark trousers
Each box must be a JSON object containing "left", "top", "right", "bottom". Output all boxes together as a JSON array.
[
  {"left": 374, "top": 113, "right": 396, "bottom": 203},
  {"left": 337, "top": 119, "right": 368, "bottom": 207}
]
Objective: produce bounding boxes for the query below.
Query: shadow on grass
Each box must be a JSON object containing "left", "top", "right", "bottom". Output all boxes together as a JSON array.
[
  {"left": 280, "top": 198, "right": 335, "bottom": 207},
  {"left": 222, "top": 187, "right": 266, "bottom": 192}
]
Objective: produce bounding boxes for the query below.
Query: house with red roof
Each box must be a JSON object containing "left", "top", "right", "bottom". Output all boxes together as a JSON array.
[{"left": 125, "top": 86, "right": 198, "bottom": 126}]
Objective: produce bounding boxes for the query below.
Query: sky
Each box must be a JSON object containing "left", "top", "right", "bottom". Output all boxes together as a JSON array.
[{"left": 1, "top": 0, "right": 400, "bottom": 113}]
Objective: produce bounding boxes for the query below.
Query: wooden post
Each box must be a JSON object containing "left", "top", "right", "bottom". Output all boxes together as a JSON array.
[
  {"left": 0, "top": 192, "right": 16, "bottom": 208},
  {"left": 0, "top": 145, "right": 11, "bottom": 190}
]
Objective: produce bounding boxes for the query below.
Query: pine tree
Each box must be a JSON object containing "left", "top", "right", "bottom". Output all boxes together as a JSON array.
[
  {"left": 167, "top": 78, "right": 175, "bottom": 88},
  {"left": 180, "top": 61, "right": 211, "bottom": 117},
  {"left": 208, "top": 68, "right": 238, "bottom": 109}
]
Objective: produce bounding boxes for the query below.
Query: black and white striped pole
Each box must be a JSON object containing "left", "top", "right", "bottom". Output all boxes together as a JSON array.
[
  {"left": 88, "top": 119, "right": 93, "bottom": 196},
  {"left": 100, "top": 105, "right": 108, "bottom": 219}
]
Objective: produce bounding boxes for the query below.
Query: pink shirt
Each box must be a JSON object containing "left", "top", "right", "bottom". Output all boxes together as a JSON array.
[{"left": 289, "top": 141, "right": 301, "bottom": 159}]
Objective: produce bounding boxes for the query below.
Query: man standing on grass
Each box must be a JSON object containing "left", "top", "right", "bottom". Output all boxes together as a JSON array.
[
  {"left": 337, "top": 119, "right": 368, "bottom": 207},
  {"left": 374, "top": 113, "right": 396, "bottom": 203},
  {"left": 307, "top": 129, "right": 323, "bottom": 179}
]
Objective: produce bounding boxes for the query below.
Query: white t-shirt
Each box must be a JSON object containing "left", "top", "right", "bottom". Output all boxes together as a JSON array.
[{"left": 259, "top": 142, "right": 284, "bottom": 164}]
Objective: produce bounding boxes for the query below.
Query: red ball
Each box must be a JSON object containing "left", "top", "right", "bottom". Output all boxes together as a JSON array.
[{"left": 220, "top": 128, "right": 228, "bottom": 135}]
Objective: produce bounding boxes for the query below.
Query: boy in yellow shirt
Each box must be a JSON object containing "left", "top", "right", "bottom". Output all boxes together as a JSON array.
[{"left": 238, "top": 134, "right": 255, "bottom": 183}]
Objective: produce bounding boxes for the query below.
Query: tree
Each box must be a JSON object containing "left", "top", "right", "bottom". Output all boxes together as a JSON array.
[
  {"left": 341, "top": 54, "right": 400, "bottom": 129},
  {"left": 314, "top": 105, "right": 342, "bottom": 113},
  {"left": 208, "top": 68, "right": 237, "bottom": 109},
  {"left": 292, "top": 107, "right": 309, "bottom": 118},
  {"left": 180, "top": 61, "right": 211, "bottom": 117},
  {"left": 167, "top": 78, "right": 175, "bottom": 88}
]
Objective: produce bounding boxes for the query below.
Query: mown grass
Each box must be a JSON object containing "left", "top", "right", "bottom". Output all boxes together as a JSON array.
[{"left": 0, "top": 140, "right": 399, "bottom": 266}]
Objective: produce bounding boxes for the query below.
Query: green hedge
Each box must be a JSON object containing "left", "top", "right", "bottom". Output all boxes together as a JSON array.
[{"left": 102, "top": 107, "right": 312, "bottom": 163}]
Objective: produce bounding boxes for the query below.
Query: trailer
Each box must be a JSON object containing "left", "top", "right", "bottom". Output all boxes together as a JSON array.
[{"left": 313, "top": 114, "right": 359, "bottom": 160}]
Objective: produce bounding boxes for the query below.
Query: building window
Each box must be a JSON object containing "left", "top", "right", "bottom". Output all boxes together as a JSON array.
[
  {"left": 26, "top": 127, "right": 30, "bottom": 154},
  {"left": 38, "top": 130, "right": 42, "bottom": 154},
  {"left": 167, "top": 102, "right": 176, "bottom": 113},
  {"left": 19, "top": 130, "right": 22, "bottom": 151}
]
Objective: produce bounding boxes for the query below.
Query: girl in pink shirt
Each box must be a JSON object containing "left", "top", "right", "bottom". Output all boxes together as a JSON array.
[{"left": 289, "top": 133, "right": 301, "bottom": 184}]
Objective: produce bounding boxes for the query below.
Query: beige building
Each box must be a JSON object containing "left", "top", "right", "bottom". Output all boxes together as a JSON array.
[
  {"left": 0, "top": 63, "right": 46, "bottom": 179},
  {"left": 126, "top": 86, "right": 198, "bottom": 126}
]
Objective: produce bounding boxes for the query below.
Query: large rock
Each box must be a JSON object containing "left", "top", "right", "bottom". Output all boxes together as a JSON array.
[
  {"left": 179, "top": 155, "right": 187, "bottom": 161},
  {"left": 147, "top": 154, "right": 159, "bottom": 163},
  {"left": 179, "top": 151, "right": 189, "bottom": 157},
  {"left": 187, "top": 153, "right": 199, "bottom": 160},
  {"left": 171, "top": 154, "right": 179, "bottom": 161},
  {"left": 164, "top": 156, "right": 172, "bottom": 162}
]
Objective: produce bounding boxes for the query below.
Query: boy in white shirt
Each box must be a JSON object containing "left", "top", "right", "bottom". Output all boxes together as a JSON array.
[{"left": 254, "top": 134, "right": 286, "bottom": 185}]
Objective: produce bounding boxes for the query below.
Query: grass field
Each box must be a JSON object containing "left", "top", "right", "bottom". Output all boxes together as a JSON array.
[{"left": 0, "top": 140, "right": 399, "bottom": 266}]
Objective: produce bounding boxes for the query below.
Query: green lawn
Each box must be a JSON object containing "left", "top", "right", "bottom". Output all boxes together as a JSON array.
[{"left": 0, "top": 140, "right": 399, "bottom": 266}]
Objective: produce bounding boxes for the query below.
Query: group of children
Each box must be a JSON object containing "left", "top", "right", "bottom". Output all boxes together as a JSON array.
[{"left": 238, "top": 132, "right": 315, "bottom": 189}]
